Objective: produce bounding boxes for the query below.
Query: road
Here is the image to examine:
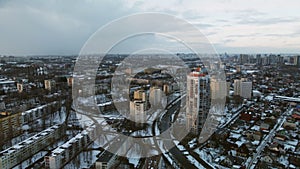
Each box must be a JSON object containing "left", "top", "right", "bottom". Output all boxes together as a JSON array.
[
  {"left": 153, "top": 94, "right": 210, "bottom": 169},
  {"left": 78, "top": 92, "right": 209, "bottom": 168}
]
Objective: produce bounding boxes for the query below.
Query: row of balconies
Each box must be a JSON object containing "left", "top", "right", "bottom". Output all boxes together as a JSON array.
[
  {"left": 45, "top": 125, "right": 96, "bottom": 169},
  {"left": 0, "top": 124, "right": 65, "bottom": 169}
]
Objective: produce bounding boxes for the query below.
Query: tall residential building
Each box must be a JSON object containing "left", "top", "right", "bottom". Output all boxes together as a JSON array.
[
  {"left": 163, "top": 84, "right": 170, "bottom": 94},
  {"left": 130, "top": 100, "right": 146, "bottom": 123},
  {"left": 256, "top": 54, "right": 262, "bottom": 66},
  {"left": 234, "top": 78, "right": 252, "bottom": 99},
  {"left": 149, "top": 86, "right": 163, "bottom": 108},
  {"left": 262, "top": 56, "right": 270, "bottom": 65},
  {"left": 66, "top": 77, "right": 73, "bottom": 87},
  {"left": 239, "top": 54, "right": 249, "bottom": 64},
  {"left": 133, "top": 90, "right": 147, "bottom": 101},
  {"left": 186, "top": 70, "right": 211, "bottom": 135},
  {"left": 210, "top": 79, "right": 228, "bottom": 100}
]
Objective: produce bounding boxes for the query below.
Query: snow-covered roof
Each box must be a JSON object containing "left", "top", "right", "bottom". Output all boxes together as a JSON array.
[
  {"left": 0, "top": 124, "right": 61, "bottom": 156},
  {"left": 229, "top": 132, "right": 241, "bottom": 139},
  {"left": 251, "top": 125, "right": 260, "bottom": 131}
]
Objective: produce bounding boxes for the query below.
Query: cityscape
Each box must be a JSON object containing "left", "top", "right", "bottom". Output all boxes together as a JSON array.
[
  {"left": 1, "top": 1, "right": 300, "bottom": 169},
  {"left": 0, "top": 54, "right": 299, "bottom": 169}
]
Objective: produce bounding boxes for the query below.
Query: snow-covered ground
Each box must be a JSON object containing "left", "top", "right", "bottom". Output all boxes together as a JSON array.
[
  {"left": 64, "top": 150, "right": 100, "bottom": 169},
  {"left": 128, "top": 158, "right": 140, "bottom": 168},
  {"left": 186, "top": 155, "right": 205, "bottom": 169}
]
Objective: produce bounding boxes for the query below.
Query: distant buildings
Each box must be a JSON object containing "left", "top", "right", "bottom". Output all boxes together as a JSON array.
[
  {"left": 238, "top": 54, "right": 284, "bottom": 66},
  {"left": 294, "top": 55, "right": 300, "bottom": 67},
  {"left": 256, "top": 54, "right": 262, "bottom": 66},
  {"left": 162, "top": 83, "right": 178, "bottom": 94},
  {"left": 239, "top": 54, "right": 249, "bottom": 64},
  {"left": 16, "top": 83, "right": 24, "bottom": 93},
  {"left": 0, "top": 78, "right": 17, "bottom": 95},
  {"left": 234, "top": 78, "right": 252, "bottom": 99},
  {"left": 186, "top": 69, "right": 211, "bottom": 135},
  {"left": 44, "top": 80, "right": 56, "bottom": 91}
]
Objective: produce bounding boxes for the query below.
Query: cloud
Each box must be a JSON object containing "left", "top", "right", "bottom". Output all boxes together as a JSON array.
[
  {"left": 0, "top": 0, "right": 134, "bottom": 55},
  {"left": 236, "top": 16, "right": 299, "bottom": 25},
  {"left": 0, "top": 0, "right": 300, "bottom": 55}
]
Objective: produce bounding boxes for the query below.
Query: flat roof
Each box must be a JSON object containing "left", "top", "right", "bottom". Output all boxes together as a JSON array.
[{"left": 97, "top": 151, "right": 114, "bottom": 163}]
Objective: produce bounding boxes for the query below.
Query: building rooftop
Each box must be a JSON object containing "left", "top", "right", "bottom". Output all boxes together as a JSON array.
[
  {"left": 96, "top": 150, "right": 114, "bottom": 163},
  {"left": 49, "top": 125, "right": 95, "bottom": 156}
]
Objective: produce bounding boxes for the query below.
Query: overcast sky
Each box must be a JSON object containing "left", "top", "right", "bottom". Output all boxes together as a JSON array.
[{"left": 0, "top": 0, "right": 300, "bottom": 55}]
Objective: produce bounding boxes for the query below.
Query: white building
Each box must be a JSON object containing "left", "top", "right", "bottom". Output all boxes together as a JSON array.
[
  {"left": 234, "top": 78, "right": 252, "bottom": 99},
  {"left": 130, "top": 100, "right": 146, "bottom": 123},
  {"left": 45, "top": 125, "right": 96, "bottom": 169},
  {"left": 186, "top": 70, "right": 211, "bottom": 135},
  {"left": 210, "top": 79, "right": 228, "bottom": 100},
  {"left": 149, "top": 86, "right": 163, "bottom": 108},
  {"left": 22, "top": 101, "right": 60, "bottom": 124}
]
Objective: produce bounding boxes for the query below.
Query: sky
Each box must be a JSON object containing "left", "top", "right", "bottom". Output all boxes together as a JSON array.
[{"left": 0, "top": 0, "right": 300, "bottom": 55}]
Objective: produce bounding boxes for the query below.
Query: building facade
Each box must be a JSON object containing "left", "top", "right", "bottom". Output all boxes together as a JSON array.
[
  {"left": 130, "top": 100, "right": 146, "bottom": 123},
  {"left": 0, "top": 125, "right": 65, "bottom": 169},
  {"left": 0, "top": 112, "right": 22, "bottom": 148},
  {"left": 45, "top": 125, "right": 96, "bottom": 169},
  {"left": 149, "top": 86, "right": 163, "bottom": 108},
  {"left": 186, "top": 70, "right": 211, "bottom": 135},
  {"left": 234, "top": 78, "right": 252, "bottom": 99},
  {"left": 210, "top": 79, "right": 228, "bottom": 100}
]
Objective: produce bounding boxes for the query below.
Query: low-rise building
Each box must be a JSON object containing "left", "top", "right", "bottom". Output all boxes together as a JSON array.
[{"left": 0, "top": 124, "right": 65, "bottom": 169}]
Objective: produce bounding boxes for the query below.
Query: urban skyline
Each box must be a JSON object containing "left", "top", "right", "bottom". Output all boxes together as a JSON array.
[{"left": 1, "top": 1, "right": 300, "bottom": 169}]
